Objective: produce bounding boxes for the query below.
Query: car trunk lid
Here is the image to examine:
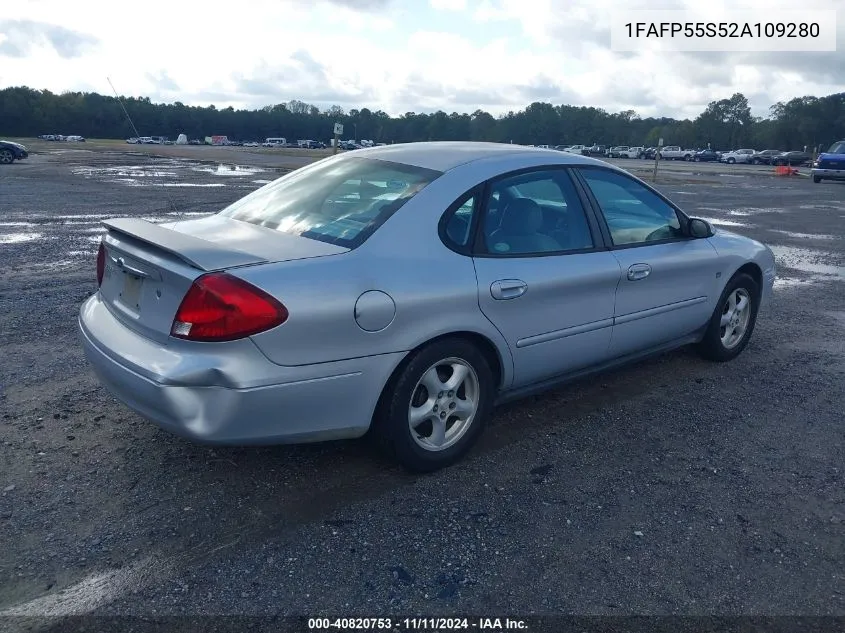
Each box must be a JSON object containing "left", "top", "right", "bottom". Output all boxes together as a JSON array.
[{"left": 98, "top": 216, "right": 348, "bottom": 343}]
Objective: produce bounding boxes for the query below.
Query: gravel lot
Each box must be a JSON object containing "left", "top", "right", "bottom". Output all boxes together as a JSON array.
[{"left": 1, "top": 146, "right": 843, "bottom": 626}]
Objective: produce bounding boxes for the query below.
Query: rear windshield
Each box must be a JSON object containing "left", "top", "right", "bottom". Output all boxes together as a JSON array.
[
  {"left": 827, "top": 141, "right": 845, "bottom": 154},
  {"left": 218, "top": 156, "right": 441, "bottom": 248}
]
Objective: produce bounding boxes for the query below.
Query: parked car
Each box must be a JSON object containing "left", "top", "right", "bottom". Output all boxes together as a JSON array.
[
  {"left": 693, "top": 149, "right": 721, "bottom": 162},
  {"left": 720, "top": 149, "right": 756, "bottom": 164},
  {"left": 811, "top": 140, "right": 845, "bottom": 183},
  {"left": 564, "top": 144, "right": 588, "bottom": 155},
  {"left": 659, "top": 146, "right": 695, "bottom": 161},
  {"left": 607, "top": 146, "right": 630, "bottom": 158},
  {"left": 749, "top": 150, "right": 782, "bottom": 165},
  {"left": 79, "top": 142, "right": 776, "bottom": 472},
  {"left": 584, "top": 145, "right": 607, "bottom": 157},
  {"left": 773, "top": 151, "right": 812, "bottom": 166},
  {"left": 623, "top": 147, "right": 645, "bottom": 159},
  {"left": 0, "top": 140, "right": 28, "bottom": 164},
  {"left": 640, "top": 147, "right": 658, "bottom": 160}
]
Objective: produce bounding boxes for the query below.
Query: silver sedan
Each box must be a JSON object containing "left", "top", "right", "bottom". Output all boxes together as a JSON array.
[{"left": 79, "top": 142, "right": 776, "bottom": 471}]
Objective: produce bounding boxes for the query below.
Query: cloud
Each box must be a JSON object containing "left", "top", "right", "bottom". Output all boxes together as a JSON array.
[
  {"left": 146, "top": 70, "right": 180, "bottom": 93},
  {"left": 232, "top": 50, "right": 376, "bottom": 106},
  {"left": 429, "top": 0, "right": 467, "bottom": 10},
  {"left": 515, "top": 76, "right": 579, "bottom": 104},
  {"left": 0, "top": 0, "right": 843, "bottom": 120},
  {"left": 320, "top": 0, "right": 392, "bottom": 11},
  {"left": 0, "top": 20, "right": 98, "bottom": 58}
]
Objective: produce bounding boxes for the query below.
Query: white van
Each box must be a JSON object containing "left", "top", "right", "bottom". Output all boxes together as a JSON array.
[{"left": 263, "top": 137, "right": 286, "bottom": 147}]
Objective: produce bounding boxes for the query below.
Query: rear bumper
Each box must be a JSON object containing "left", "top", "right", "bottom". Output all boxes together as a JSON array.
[
  {"left": 812, "top": 167, "right": 845, "bottom": 180},
  {"left": 79, "top": 294, "right": 403, "bottom": 445}
]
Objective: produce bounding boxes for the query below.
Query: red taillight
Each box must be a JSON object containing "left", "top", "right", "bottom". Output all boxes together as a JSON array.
[
  {"left": 170, "top": 273, "right": 288, "bottom": 342},
  {"left": 96, "top": 243, "right": 105, "bottom": 287}
]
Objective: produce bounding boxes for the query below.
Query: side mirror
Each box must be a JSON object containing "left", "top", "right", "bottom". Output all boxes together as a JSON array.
[{"left": 688, "top": 218, "right": 714, "bottom": 238}]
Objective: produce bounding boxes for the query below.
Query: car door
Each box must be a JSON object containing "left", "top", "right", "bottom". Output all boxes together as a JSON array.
[
  {"left": 466, "top": 168, "right": 622, "bottom": 388},
  {"left": 575, "top": 167, "right": 721, "bottom": 357}
]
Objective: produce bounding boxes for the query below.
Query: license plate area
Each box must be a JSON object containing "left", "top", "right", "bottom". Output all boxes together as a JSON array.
[{"left": 119, "top": 273, "right": 144, "bottom": 310}]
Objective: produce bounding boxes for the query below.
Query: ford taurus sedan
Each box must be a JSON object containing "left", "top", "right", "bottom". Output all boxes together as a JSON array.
[{"left": 79, "top": 142, "right": 776, "bottom": 472}]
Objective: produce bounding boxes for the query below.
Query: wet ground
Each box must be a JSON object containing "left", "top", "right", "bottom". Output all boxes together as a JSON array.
[{"left": 0, "top": 148, "right": 843, "bottom": 626}]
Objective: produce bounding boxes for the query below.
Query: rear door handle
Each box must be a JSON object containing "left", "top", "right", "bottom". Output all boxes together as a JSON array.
[
  {"left": 627, "top": 263, "right": 651, "bottom": 281},
  {"left": 490, "top": 279, "right": 527, "bottom": 300}
]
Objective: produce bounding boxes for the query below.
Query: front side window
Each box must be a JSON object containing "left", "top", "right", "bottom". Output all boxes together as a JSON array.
[
  {"left": 482, "top": 170, "right": 594, "bottom": 255},
  {"left": 827, "top": 141, "right": 845, "bottom": 154},
  {"left": 579, "top": 168, "right": 683, "bottom": 246},
  {"left": 219, "top": 156, "right": 441, "bottom": 248}
]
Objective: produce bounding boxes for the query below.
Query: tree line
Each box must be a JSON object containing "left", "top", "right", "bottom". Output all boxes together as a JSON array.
[{"left": 1, "top": 86, "right": 844, "bottom": 151}]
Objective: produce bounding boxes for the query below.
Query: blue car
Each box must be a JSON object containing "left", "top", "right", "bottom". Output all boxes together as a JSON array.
[
  {"left": 812, "top": 140, "right": 845, "bottom": 183},
  {"left": 0, "top": 140, "right": 28, "bottom": 164}
]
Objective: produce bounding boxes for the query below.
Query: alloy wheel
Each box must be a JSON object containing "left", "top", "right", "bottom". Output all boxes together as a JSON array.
[
  {"left": 408, "top": 357, "right": 480, "bottom": 452},
  {"left": 720, "top": 288, "right": 751, "bottom": 349}
]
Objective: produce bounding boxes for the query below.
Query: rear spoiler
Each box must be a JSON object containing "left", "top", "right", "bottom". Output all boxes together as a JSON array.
[{"left": 102, "top": 218, "right": 268, "bottom": 271}]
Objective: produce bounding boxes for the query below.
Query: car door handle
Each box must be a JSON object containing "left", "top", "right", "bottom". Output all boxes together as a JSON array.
[
  {"left": 490, "top": 279, "right": 527, "bottom": 300},
  {"left": 627, "top": 263, "right": 651, "bottom": 281}
]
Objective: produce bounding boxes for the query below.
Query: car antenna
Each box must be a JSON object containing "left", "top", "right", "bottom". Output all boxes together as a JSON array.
[{"left": 106, "top": 77, "right": 182, "bottom": 218}]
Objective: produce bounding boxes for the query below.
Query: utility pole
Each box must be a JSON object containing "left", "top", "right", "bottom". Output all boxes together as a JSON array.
[{"left": 653, "top": 138, "right": 663, "bottom": 182}]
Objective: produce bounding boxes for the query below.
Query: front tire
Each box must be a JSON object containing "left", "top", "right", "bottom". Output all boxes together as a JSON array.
[
  {"left": 813, "top": 175, "right": 822, "bottom": 183},
  {"left": 372, "top": 338, "right": 495, "bottom": 472},
  {"left": 727, "top": 157, "right": 736, "bottom": 164},
  {"left": 696, "top": 273, "right": 760, "bottom": 362}
]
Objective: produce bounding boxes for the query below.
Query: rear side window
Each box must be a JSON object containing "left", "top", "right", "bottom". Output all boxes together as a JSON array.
[
  {"left": 442, "top": 191, "right": 478, "bottom": 249},
  {"left": 482, "top": 169, "right": 594, "bottom": 256},
  {"left": 828, "top": 141, "right": 845, "bottom": 154},
  {"left": 219, "top": 156, "right": 441, "bottom": 248}
]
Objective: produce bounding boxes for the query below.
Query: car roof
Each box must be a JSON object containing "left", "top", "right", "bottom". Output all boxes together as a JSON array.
[{"left": 347, "top": 141, "right": 602, "bottom": 172}]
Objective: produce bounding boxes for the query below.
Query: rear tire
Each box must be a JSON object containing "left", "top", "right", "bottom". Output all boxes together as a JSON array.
[
  {"left": 696, "top": 273, "right": 760, "bottom": 362},
  {"left": 0, "top": 149, "right": 14, "bottom": 164},
  {"left": 813, "top": 175, "right": 822, "bottom": 183},
  {"left": 371, "top": 338, "right": 494, "bottom": 472}
]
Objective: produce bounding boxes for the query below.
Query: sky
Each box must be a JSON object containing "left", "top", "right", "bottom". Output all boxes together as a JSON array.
[{"left": 0, "top": 0, "right": 843, "bottom": 120}]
